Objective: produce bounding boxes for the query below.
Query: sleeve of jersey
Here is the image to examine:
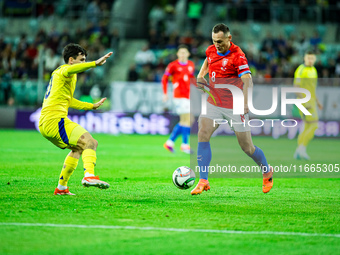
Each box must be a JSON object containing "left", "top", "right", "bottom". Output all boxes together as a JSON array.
[
  {"left": 235, "top": 54, "right": 251, "bottom": 77},
  {"left": 70, "top": 98, "right": 93, "bottom": 110},
  {"left": 190, "top": 62, "right": 195, "bottom": 77},
  {"left": 162, "top": 64, "right": 172, "bottom": 95},
  {"left": 62, "top": 61, "right": 96, "bottom": 77}
]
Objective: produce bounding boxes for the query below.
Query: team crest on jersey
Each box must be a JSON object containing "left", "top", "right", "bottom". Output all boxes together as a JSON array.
[{"left": 221, "top": 58, "right": 228, "bottom": 71}]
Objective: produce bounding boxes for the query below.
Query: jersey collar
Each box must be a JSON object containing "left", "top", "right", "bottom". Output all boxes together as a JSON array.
[
  {"left": 216, "top": 42, "right": 233, "bottom": 56},
  {"left": 177, "top": 60, "right": 188, "bottom": 66}
]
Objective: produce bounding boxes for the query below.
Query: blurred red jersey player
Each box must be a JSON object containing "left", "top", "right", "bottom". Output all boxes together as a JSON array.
[{"left": 162, "top": 45, "right": 195, "bottom": 154}]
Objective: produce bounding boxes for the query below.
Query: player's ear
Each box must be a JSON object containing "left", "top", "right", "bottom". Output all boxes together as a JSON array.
[{"left": 68, "top": 57, "right": 74, "bottom": 64}]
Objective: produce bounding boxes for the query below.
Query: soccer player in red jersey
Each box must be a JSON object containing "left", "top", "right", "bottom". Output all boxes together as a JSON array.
[
  {"left": 191, "top": 23, "right": 273, "bottom": 195},
  {"left": 162, "top": 45, "right": 195, "bottom": 154}
]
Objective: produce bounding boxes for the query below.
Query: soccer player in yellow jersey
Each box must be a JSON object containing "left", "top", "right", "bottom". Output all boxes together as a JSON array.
[
  {"left": 293, "top": 50, "right": 323, "bottom": 160},
  {"left": 39, "top": 43, "right": 113, "bottom": 195}
]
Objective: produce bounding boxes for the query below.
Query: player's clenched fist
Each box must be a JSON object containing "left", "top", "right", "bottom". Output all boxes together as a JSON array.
[{"left": 197, "top": 77, "right": 208, "bottom": 90}]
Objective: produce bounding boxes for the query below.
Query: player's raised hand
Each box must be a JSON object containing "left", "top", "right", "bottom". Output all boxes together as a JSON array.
[
  {"left": 95, "top": 52, "right": 113, "bottom": 66},
  {"left": 93, "top": 97, "right": 107, "bottom": 110}
]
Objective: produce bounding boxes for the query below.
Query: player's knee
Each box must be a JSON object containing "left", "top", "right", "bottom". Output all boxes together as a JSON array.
[
  {"left": 241, "top": 144, "right": 253, "bottom": 156},
  {"left": 198, "top": 129, "right": 211, "bottom": 142},
  {"left": 85, "top": 138, "right": 98, "bottom": 150}
]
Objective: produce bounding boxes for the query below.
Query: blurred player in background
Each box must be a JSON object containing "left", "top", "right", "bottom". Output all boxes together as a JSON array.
[
  {"left": 191, "top": 23, "right": 273, "bottom": 195},
  {"left": 162, "top": 45, "right": 195, "bottom": 154},
  {"left": 39, "top": 43, "right": 112, "bottom": 195},
  {"left": 293, "top": 50, "right": 323, "bottom": 160}
]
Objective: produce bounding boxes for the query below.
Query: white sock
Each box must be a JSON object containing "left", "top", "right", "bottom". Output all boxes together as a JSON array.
[
  {"left": 298, "top": 145, "right": 306, "bottom": 153},
  {"left": 85, "top": 172, "right": 95, "bottom": 177},
  {"left": 57, "top": 184, "right": 67, "bottom": 190},
  {"left": 166, "top": 140, "right": 174, "bottom": 147}
]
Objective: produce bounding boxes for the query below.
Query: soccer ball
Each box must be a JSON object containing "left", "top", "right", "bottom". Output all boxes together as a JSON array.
[{"left": 172, "top": 166, "right": 195, "bottom": 190}]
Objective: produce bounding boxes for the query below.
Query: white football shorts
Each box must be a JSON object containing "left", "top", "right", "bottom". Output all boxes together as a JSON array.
[
  {"left": 173, "top": 98, "right": 190, "bottom": 115},
  {"left": 199, "top": 102, "right": 251, "bottom": 132}
]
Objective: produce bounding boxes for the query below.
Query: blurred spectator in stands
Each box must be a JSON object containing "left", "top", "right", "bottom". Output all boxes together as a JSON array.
[
  {"left": 135, "top": 44, "right": 156, "bottom": 66},
  {"left": 322, "top": 67, "right": 329, "bottom": 78},
  {"left": 148, "top": 28, "right": 161, "bottom": 50},
  {"left": 327, "top": 59, "right": 336, "bottom": 77},
  {"left": 281, "top": 58, "right": 291, "bottom": 77},
  {"left": 139, "top": 64, "right": 154, "bottom": 81},
  {"left": 36, "top": 29, "right": 48, "bottom": 45},
  {"left": 310, "top": 31, "right": 322, "bottom": 48},
  {"left": 1, "top": 44, "right": 13, "bottom": 71},
  {"left": 127, "top": 64, "right": 139, "bottom": 82},
  {"left": 109, "top": 28, "right": 120, "bottom": 53},
  {"left": 1, "top": 72, "right": 12, "bottom": 105},
  {"left": 100, "top": 2, "right": 110, "bottom": 20},
  {"left": 314, "top": 59, "right": 323, "bottom": 76},
  {"left": 149, "top": 4, "right": 165, "bottom": 32},
  {"left": 297, "top": 32, "right": 310, "bottom": 55},
  {"left": 47, "top": 34, "right": 60, "bottom": 53},
  {"left": 87, "top": 0, "right": 101, "bottom": 25},
  {"left": 261, "top": 32, "right": 275, "bottom": 52},
  {"left": 15, "top": 61, "right": 28, "bottom": 79},
  {"left": 44, "top": 49, "right": 62, "bottom": 73},
  {"left": 165, "top": 31, "right": 180, "bottom": 50},
  {"left": 164, "top": 4, "right": 176, "bottom": 35},
  {"left": 0, "top": 36, "right": 6, "bottom": 52},
  {"left": 335, "top": 52, "right": 340, "bottom": 78},
  {"left": 187, "top": 0, "right": 203, "bottom": 31},
  {"left": 179, "top": 30, "right": 194, "bottom": 46},
  {"left": 16, "top": 34, "right": 28, "bottom": 59}
]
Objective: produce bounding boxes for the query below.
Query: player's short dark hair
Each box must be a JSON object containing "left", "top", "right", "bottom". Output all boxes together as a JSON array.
[
  {"left": 212, "top": 23, "right": 230, "bottom": 35},
  {"left": 305, "top": 49, "right": 316, "bottom": 55},
  {"left": 62, "top": 43, "right": 87, "bottom": 63},
  {"left": 177, "top": 44, "right": 189, "bottom": 51}
]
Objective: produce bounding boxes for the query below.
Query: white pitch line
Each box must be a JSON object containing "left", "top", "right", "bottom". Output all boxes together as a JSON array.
[{"left": 0, "top": 222, "right": 339, "bottom": 238}]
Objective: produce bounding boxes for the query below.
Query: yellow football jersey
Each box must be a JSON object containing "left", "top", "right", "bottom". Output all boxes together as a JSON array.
[
  {"left": 39, "top": 62, "right": 96, "bottom": 124},
  {"left": 294, "top": 64, "right": 318, "bottom": 102}
]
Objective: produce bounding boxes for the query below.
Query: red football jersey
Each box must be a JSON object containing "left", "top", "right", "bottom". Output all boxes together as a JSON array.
[
  {"left": 206, "top": 42, "right": 251, "bottom": 108},
  {"left": 162, "top": 60, "right": 195, "bottom": 99}
]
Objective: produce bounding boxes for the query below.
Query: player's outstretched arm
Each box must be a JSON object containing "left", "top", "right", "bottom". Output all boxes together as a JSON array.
[
  {"left": 64, "top": 52, "right": 113, "bottom": 76},
  {"left": 95, "top": 52, "right": 113, "bottom": 66},
  {"left": 93, "top": 98, "right": 107, "bottom": 110},
  {"left": 197, "top": 58, "right": 209, "bottom": 89},
  {"left": 241, "top": 73, "right": 253, "bottom": 114}
]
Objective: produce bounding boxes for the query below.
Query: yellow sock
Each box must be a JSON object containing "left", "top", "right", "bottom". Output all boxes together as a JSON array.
[
  {"left": 301, "top": 122, "right": 318, "bottom": 146},
  {"left": 58, "top": 156, "right": 79, "bottom": 186},
  {"left": 298, "top": 122, "right": 318, "bottom": 146},
  {"left": 82, "top": 149, "right": 97, "bottom": 176}
]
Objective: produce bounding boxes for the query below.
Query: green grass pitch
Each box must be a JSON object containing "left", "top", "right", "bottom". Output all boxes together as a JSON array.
[{"left": 0, "top": 130, "right": 339, "bottom": 255}]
